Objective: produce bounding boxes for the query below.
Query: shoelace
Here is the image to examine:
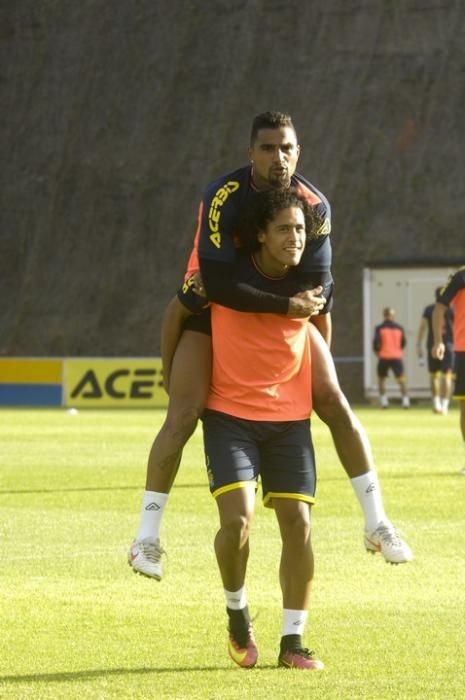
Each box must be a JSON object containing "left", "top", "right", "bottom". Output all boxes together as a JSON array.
[
  {"left": 141, "top": 541, "right": 166, "bottom": 563},
  {"left": 229, "top": 621, "right": 255, "bottom": 649},
  {"left": 288, "top": 647, "right": 315, "bottom": 659},
  {"left": 375, "top": 525, "right": 403, "bottom": 547}
]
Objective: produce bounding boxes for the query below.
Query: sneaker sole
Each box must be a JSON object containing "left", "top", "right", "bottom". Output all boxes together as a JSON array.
[
  {"left": 364, "top": 540, "right": 411, "bottom": 565},
  {"left": 228, "top": 653, "right": 257, "bottom": 669},
  {"left": 128, "top": 560, "right": 162, "bottom": 581},
  {"left": 228, "top": 634, "right": 258, "bottom": 669},
  {"left": 278, "top": 657, "right": 325, "bottom": 670},
  {"left": 365, "top": 548, "right": 406, "bottom": 565}
]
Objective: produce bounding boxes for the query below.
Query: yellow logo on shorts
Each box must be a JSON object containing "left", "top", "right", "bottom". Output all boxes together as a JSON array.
[{"left": 181, "top": 276, "right": 195, "bottom": 295}]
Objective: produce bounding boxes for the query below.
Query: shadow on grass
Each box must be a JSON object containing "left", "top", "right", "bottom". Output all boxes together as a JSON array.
[
  {"left": 0, "top": 483, "right": 205, "bottom": 495},
  {"left": 1, "top": 469, "right": 459, "bottom": 497},
  {"left": 0, "top": 664, "right": 277, "bottom": 684}
]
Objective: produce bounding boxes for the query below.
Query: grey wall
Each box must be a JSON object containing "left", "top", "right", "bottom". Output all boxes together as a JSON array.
[{"left": 2, "top": 0, "right": 464, "bottom": 399}]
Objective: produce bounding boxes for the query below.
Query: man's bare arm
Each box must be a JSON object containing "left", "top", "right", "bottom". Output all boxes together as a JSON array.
[
  {"left": 431, "top": 302, "right": 447, "bottom": 360},
  {"left": 416, "top": 317, "right": 427, "bottom": 358}
]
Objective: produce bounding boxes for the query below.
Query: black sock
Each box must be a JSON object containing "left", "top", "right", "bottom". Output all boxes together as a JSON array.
[
  {"left": 280, "top": 634, "right": 302, "bottom": 652},
  {"left": 227, "top": 606, "right": 250, "bottom": 646}
]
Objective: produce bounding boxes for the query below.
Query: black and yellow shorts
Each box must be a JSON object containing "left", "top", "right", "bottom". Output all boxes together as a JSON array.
[
  {"left": 427, "top": 344, "right": 455, "bottom": 374},
  {"left": 182, "top": 309, "right": 211, "bottom": 335},
  {"left": 177, "top": 277, "right": 212, "bottom": 335},
  {"left": 377, "top": 358, "right": 404, "bottom": 379},
  {"left": 202, "top": 409, "right": 316, "bottom": 508},
  {"left": 453, "top": 352, "right": 465, "bottom": 398}
]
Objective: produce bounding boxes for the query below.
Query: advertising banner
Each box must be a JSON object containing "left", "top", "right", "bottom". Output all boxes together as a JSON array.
[
  {"left": 64, "top": 358, "right": 168, "bottom": 408},
  {"left": 0, "top": 358, "right": 63, "bottom": 406}
]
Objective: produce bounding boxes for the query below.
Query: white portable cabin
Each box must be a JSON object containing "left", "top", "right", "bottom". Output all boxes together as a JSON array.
[{"left": 363, "top": 261, "right": 460, "bottom": 402}]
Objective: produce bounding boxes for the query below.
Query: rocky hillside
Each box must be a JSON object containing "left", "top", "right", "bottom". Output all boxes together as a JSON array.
[{"left": 2, "top": 0, "right": 464, "bottom": 398}]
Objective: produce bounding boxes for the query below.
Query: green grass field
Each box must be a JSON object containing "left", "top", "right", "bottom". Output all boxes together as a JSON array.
[{"left": 1, "top": 406, "right": 464, "bottom": 699}]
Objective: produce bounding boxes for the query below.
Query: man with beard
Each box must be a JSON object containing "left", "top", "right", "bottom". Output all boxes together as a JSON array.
[{"left": 128, "top": 112, "right": 412, "bottom": 580}]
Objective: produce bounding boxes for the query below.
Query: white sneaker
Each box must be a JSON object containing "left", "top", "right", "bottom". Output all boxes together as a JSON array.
[
  {"left": 380, "top": 395, "right": 389, "bottom": 409},
  {"left": 364, "top": 522, "right": 413, "bottom": 564},
  {"left": 128, "top": 537, "right": 165, "bottom": 580},
  {"left": 402, "top": 396, "right": 410, "bottom": 409}
]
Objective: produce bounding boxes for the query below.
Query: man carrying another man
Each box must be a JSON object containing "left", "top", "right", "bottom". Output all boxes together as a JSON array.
[{"left": 200, "top": 188, "right": 324, "bottom": 670}]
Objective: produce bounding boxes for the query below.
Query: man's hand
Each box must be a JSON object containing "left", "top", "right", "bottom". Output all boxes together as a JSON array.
[
  {"left": 287, "top": 287, "right": 326, "bottom": 318},
  {"left": 432, "top": 342, "right": 445, "bottom": 360}
]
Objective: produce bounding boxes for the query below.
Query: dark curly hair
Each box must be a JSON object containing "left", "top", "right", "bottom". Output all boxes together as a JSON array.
[{"left": 238, "top": 188, "right": 321, "bottom": 252}]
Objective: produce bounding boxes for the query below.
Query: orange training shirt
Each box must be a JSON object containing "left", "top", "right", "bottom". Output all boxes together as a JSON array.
[{"left": 207, "top": 304, "right": 312, "bottom": 421}]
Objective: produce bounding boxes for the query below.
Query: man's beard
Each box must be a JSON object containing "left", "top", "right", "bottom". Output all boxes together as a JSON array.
[{"left": 269, "top": 171, "right": 291, "bottom": 188}]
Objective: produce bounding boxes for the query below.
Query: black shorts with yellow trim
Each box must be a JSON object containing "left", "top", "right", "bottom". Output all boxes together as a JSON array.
[
  {"left": 377, "top": 358, "right": 404, "bottom": 379},
  {"left": 182, "top": 309, "right": 211, "bottom": 335},
  {"left": 453, "top": 351, "right": 465, "bottom": 398},
  {"left": 427, "top": 344, "right": 455, "bottom": 374},
  {"left": 177, "top": 278, "right": 212, "bottom": 335},
  {"left": 202, "top": 409, "right": 316, "bottom": 508}
]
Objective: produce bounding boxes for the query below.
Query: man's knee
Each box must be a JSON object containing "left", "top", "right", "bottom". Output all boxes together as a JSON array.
[
  {"left": 164, "top": 404, "right": 203, "bottom": 441},
  {"left": 313, "top": 382, "right": 352, "bottom": 425},
  {"left": 278, "top": 505, "right": 311, "bottom": 543},
  {"left": 221, "top": 513, "right": 251, "bottom": 549}
]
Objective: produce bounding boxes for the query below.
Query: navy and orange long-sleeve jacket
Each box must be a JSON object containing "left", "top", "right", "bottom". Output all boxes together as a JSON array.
[{"left": 181, "top": 165, "right": 333, "bottom": 315}]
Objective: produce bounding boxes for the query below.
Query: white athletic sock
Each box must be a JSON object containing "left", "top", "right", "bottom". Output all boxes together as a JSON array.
[
  {"left": 350, "top": 471, "right": 390, "bottom": 533},
  {"left": 224, "top": 586, "right": 247, "bottom": 610},
  {"left": 137, "top": 490, "right": 169, "bottom": 540},
  {"left": 282, "top": 609, "right": 308, "bottom": 637},
  {"left": 441, "top": 398, "right": 449, "bottom": 413}
]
